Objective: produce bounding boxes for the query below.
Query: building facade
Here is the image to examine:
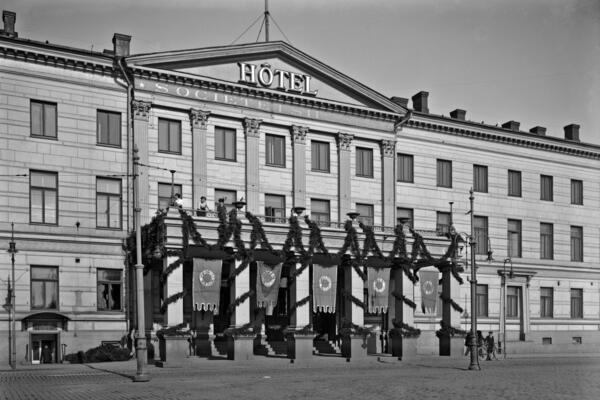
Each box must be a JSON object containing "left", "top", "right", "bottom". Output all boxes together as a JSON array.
[{"left": 1, "top": 10, "right": 599, "bottom": 365}]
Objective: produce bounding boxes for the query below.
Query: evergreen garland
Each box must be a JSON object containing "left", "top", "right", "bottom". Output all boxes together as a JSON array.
[
  {"left": 282, "top": 215, "right": 306, "bottom": 255},
  {"left": 227, "top": 258, "right": 251, "bottom": 283},
  {"left": 391, "top": 290, "right": 417, "bottom": 310},
  {"left": 304, "top": 216, "right": 329, "bottom": 256},
  {"left": 289, "top": 296, "right": 310, "bottom": 316},
  {"left": 283, "top": 323, "right": 314, "bottom": 338},
  {"left": 160, "top": 252, "right": 183, "bottom": 284},
  {"left": 389, "top": 319, "right": 421, "bottom": 338},
  {"left": 338, "top": 220, "right": 361, "bottom": 259},
  {"left": 439, "top": 292, "right": 464, "bottom": 313},
  {"left": 339, "top": 319, "right": 373, "bottom": 338},
  {"left": 435, "top": 320, "right": 467, "bottom": 338},
  {"left": 351, "top": 261, "right": 367, "bottom": 282},
  {"left": 160, "top": 290, "right": 187, "bottom": 314},
  {"left": 227, "top": 290, "right": 254, "bottom": 315},
  {"left": 245, "top": 211, "right": 274, "bottom": 251},
  {"left": 180, "top": 210, "right": 208, "bottom": 247},
  {"left": 387, "top": 224, "right": 408, "bottom": 262},
  {"left": 288, "top": 259, "right": 310, "bottom": 283},
  {"left": 359, "top": 221, "right": 383, "bottom": 259},
  {"left": 342, "top": 290, "right": 366, "bottom": 310},
  {"left": 224, "top": 321, "right": 262, "bottom": 336},
  {"left": 156, "top": 322, "right": 189, "bottom": 338}
]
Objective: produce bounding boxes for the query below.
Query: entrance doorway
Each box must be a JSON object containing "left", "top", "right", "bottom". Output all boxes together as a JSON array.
[{"left": 31, "top": 333, "right": 59, "bottom": 364}]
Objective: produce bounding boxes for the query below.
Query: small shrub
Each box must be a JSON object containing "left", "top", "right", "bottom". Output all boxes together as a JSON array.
[{"left": 64, "top": 344, "right": 132, "bottom": 363}]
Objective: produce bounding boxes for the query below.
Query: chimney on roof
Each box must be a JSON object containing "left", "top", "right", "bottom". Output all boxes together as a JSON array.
[
  {"left": 1, "top": 10, "right": 17, "bottom": 38},
  {"left": 450, "top": 109, "right": 466, "bottom": 121},
  {"left": 502, "top": 120, "right": 520, "bottom": 132},
  {"left": 411, "top": 91, "right": 429, "bottom": 113},
  {"left": 529, "top": 126, "right": 546, "bottom": 136},
  {"left": 391, "top": 96, "right": 409, "bottom": 108},
  {"left": 112, "top": 33, "right": 131, "bottom": 57},
  {"left": 564, "top": 124, "right": 580, "bottom": 142}
]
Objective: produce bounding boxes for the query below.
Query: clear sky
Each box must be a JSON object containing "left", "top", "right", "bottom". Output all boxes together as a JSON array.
[{"left": 5, "top": 0, "right": 599, "bottom": 145}]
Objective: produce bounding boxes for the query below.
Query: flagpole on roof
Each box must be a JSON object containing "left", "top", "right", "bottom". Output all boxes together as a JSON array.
[{"left": 264, "top": 0, "right": 270, "bottom": 41}]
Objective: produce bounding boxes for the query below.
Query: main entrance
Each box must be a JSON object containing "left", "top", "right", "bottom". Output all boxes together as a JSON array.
[{"left": 30, "top": 333, "right": 59, "bottom": 364}]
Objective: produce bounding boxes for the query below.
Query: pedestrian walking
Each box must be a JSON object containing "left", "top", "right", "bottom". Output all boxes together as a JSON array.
[
  {"left": 485, "top": 331, "right": 498, "bottom": 360},
  {"left": 464, "top": 331, "right": 473, "bottom": 356}
]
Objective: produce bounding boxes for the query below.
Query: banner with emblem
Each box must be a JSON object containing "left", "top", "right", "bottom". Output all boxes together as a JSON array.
[
  {"left": 313, "top": 264, "right": 337, "bottom": 313},
  {"left": 192, "top": 258, "right": 222, "bottom": 314},
  {"left": 367, "top": 267, "right": 390, "bottom": 314},
  {"left": 419, "top": 270, "right": 439, "bottom": 315},
  {"left": 256, "top": 261, "right": 283, "bottom": 316}
]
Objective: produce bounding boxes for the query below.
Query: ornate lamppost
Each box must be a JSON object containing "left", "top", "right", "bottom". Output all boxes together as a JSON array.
[
  {"left": 502, "top": 257, "right": 513, "bottom": 359},
  {"left": 468, "top": 188, "right": 480, "bottom": 370},
  {"left": 7, "top": 223, "right": 17, "bottom": 370}
]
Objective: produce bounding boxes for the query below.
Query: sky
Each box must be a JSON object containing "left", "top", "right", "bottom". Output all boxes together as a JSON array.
[{"left": 5, "top": 0, "right": 599, "bottom": 145}]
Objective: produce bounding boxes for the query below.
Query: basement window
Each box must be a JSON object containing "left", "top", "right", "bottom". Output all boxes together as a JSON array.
[{"left": 542, "top": 337, "right": 552, "bottom": 345}]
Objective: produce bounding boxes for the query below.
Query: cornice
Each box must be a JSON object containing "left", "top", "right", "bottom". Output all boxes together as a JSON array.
[{"left": 406, "top": 119, "right": 600, "bottom": 160}]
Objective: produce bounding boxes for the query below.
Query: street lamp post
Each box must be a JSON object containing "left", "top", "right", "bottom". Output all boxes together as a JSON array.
[
  {"left": 502, "top": 258, "right": 513, "bottom": 359},
  {"left": 468, "top": 189, "right": 480, "bottom": 370},
  {"left": 132, "top": 146, "right": 149, "bottom": 382},
  {"left": 7, "top": 223, "right": 17, "bottom": 370}
]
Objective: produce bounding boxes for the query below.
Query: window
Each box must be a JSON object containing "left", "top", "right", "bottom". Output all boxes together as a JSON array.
[
  {"left": 570, "top": 288, "right": 583, "bottom": 318},
  {"left": 473, "top": 216, "right": 488, "bottom": 255},
  {"left": 540, "top": 175, "right": 553, "bottom": 201},
  {"left": 97, "top": 110, "right": 121, "bottom": 147},
  {"left": 214, "top": 189, "right": 237, "bottom": 211},
  {"left": 97, "top": 269, "right": 122, "bottom": 311},
  {"left": 507, "top": 219, "right": 522, "bottom": 258},
  {"left": 356, "top": 147, "right": 373, "bottom": 178},
  {"left": 476, "top": 284, "right": 488, "bottom": 317},
  {"left": 572, "top": 337, "right": 582, "bottom": 345},
  {"left": 570, "top": 226, "right": 583, "bottom": 262},
  {"left": 310, "top": 199, "right": 330, "bottom": 225},
  {"left": 397, "top": 153, "right": 414, "bottom": 183},
  {"left": 158, "top": 183, "right": 182, "bottom": 211},
  {"left": 540, "top": 287, "right": 553, "bottom": 318},
  {"left": 571, "top": 179, "right": 583, "bottom": 205},
  {"left": 436, "top": 212, "right": 451, "bottom": 235},
  {"left": 508, "top": 170, "right": 522, "bottom": 197},
  {"left": 215, "top": 126, "right": 236, "bottom": 161},
  {"left": 397, "top": 208, "right": 413, "bottom": 229},
  {"left": 265, "top": 194, "right": 285, "bottom": 223},
  {"left": 542, "top": 337, "right": 552, "bottom": 345},
  {"left": 507, "top": 286, "right": 520, "bottom": 318},
  {"left": 540, "top": 223, "right": 554, "bottom": 260},
  {"left": 30, "top": 100, "right": 57, "bottom": 138},
  {"left": 30, "top": 170, "right": 58, "bottom": 224},
  {"left": 158, "top": 118, "right": 181, "bottom": 154},
  {"left": 96, "top": 178, "right": 121, "bottom": 229},
  {"left": 473, "top": 165, "right": 488, "bottom": 193},
  {"left": 266, "top": 134, "right": 285, "bottom": 167},
  {"left": 436, "top": 159, "right": 452, "bottom": 188},
  {"left": 31, "top": 266, "right": 58, "bottom": 310},
  {"left": 356, "top": 203, "right": 374, "bottom": 226},
  {"left": 311, "top": 140, "right": 330, "bottom": 172}
]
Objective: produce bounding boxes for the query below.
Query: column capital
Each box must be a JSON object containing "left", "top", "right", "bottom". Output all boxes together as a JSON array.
[
  {"left": 380, "top": 139, "right": 396, "bottom": 158},
  {"left": 290, "top": 125, "right": 309, "bottom": 145},
  {"left": 243, "top": 117, "right": 262, "bottom": 138},
  {"left": 336, "top": 132, "right": 354, "bottom": 151},
  {"left": 189, "top": 109, "right": 211, "bottom": 130},
  {"left": 132, "top": 100, "right": 152, "bottom": 121}
]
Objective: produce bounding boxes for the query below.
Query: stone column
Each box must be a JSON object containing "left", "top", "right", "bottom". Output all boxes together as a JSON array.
[
  {"left": 337, "top": 133, "right": 353, "bottom": 221},
  {"left": 291, "top": 125, "right": 308, "bottom": 209},
  {"left": 341, "top": 260, "right": 368, "bottom": 360},
  {"left": 228, "top": 258, "right": 254, "bottom": 360},
  {"left": 287, "top": 260, "right": 312, "bottom": 360},
  {"left": 163, "top": 255, "right": 184, "bottom": 327},
  {"left": 244, "top": 118, "right": 262, "bottom": 214},
  {"left": 132, "top": 100, "right": 152, "bottom": 223},
  {"left": 380, "top": 139, "right": 396, "bottom": 227},
  {"left": 190, "top": 109, "right": 210, "bottom": 208}
]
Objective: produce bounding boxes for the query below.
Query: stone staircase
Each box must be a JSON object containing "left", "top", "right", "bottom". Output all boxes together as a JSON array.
[
  {"left": 211, "top": 336, "right": 228, "bottom": 358},
  {"left": 313, "top": 339, "right": 341, "bottom": 356}
]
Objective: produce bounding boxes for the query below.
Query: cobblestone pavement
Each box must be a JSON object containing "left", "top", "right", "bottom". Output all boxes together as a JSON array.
[{"left": 1, "top": 355, "right": 599, "bottom": 400}]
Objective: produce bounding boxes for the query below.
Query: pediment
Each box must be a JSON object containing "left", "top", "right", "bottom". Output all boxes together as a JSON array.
[{"left": 127, "top": 41, "right": 405, "bottom": 113}]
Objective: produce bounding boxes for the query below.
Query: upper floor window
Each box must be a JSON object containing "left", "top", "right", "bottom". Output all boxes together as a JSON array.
[
  {"left": 397, "top": 153, "right": 414, "bottom": 183},
  {"left": 311, "top": 140, "right": 330, "bottom": 172},
  {"left": 265, "top": 194, "right": 285, "bottom": 223},
  {"left": 436, "top": 159, "right": 452, "bottom": 188},
  {"left": 570, "top": 288, "right": 583, "bottom": 318},
  {"left": 96, "top": 178, "right": 121, "bottom": 229},
  {"left": 266, "top": 134, "right": 285, "bottom": 167},
  {"left": 507, "top": 286, "right": 520, "bottom": 318},
  {"left": 310, "top": 198, "right": 330, "bottom": 225},
  {"left": 436, "top": 211, "right": 451, "bottom": 235},
  {"left": 356, "top": 203, "right": 374, "bottom": 226},
  {"left": 571, "top": 179, "right": 583, "bottom": 205},
  {"left": 30, "top": 100, "right": 57, "bottom": 139},
  {"left": 508, "top": 170, "right": 522, "bottom": 197},
  {"left": 215, "top": 126, "right": 236, "bottom": 161},
  {"left": 30, "top": 170, "right": 58, "bottom": 225},
  {"left": 31, "top": 266, "right": 58, "bottom": 310},
  {"left": 476, "top": 284, "right": 488, "bottom": 317},
  {"left": 97, "top": 110, "right": 121, "bottom": 147},
  {"left": 158, "top": 183, "right": 181, "bottom": 211},
  {"left": 473, "top": 216, "right": 488, "bottom": 255},
  {"left": 97, "top": 269, "right": 122, "bottom": 311},
  {"left": 570, "top": 226, "right": 583, "bottom": 262},
  {"left": 540, "top": 175, "right": 553, "bottom": 201},
  {"left": 356, "top": 147, "right": 373, "bottom": 178},
  {"left": 473, "top": 165, "right": 488, "bottom": 193},
  {"left": 215, "top": 188, "right": 237, "bottom": 212},
  {"left": 397, "top": 207, "right": 414, "bottom": 229},
  {"left": 507, "top": 219, "right": 522, "bottom": 258},
  {"left": 540, "top": 287, "right": 553, "bottom": 318},
  {"left": 540, "top": 222, "right": 554, "bottom": 260},
  {"left": 158, "top": 118, "right": 181, "bottom": 154}
]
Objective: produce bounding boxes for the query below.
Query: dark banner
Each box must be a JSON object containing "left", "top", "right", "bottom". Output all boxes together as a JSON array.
[
  {"left": 419, "top": 270, "right": 439, "bottom": 315},
  {"left": 367, "top": 267, "right": 390, "bottom": 314},
  {"left": 192, "top": 258, "right": 223, "bottom": 314},
  {"left": 256, "top": 261, "right": 283, "bottom": 316},
  {"left": 313, "top": 264, "right": 337, "bottom": 313}
]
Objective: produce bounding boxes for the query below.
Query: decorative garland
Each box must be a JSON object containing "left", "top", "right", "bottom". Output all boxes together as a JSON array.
[
  {"left": 246, "top": 211, "right": 274, "bottom": 251},
  {"left": 180, "top": 210, "right": 208, "bottom": 247},
  {"left": 156, "top": 322, "right": 189, "bottom": 338},
  {"left": 439, "top": 292, "right": 464, "bottom": 313},
  {"left": 391, "top": 290, "right": 417, "bottom": 310},
  {"left": 288, "top": 260, "right": 310, "bottom": 283},
  {"left": 227, "top": 290, "right": 254, "bottom": 315},
  {"left": 435, "top": 320, "right": 467, "bottom": 338},
  {"left": 160, "top": 252, "right": 183, "bottom": 284},
  {"left": 342, "top": 290, "right": 366, "bottom": 310},
  {"left": 289, "top": 296, "right": 310, "bottom": 315},
  {"left": 387, "top": 224, "right": 408, "bottom": 261},
  {"left": 304, "top": 216, "right": 329, "bottom": 256},
  {"left": 160, "top": 290, "right": 187, "bottom": 314},
  {"left": 283, "top": 323, "right": 314, "bottom": 338},
  {"left": 351, "top": 261, "right": 367, "bottom": 282},
  {"left": 282, "top": 215, "right": 306, "bottom": 255},
  {"left": 359, "top": 221, "right": 383, "bottom": 259},
  {"left": 389, "top": 319, "right": 421, "bottom": 338},
  {"left": 339, "top": 319, "right": 373, "bottom": 338},
  {"left": 224, "top": 321, "right": 262, "bottom": 336},
  {"left": 338, "top": 220, "right": 361, "bottom": 259}
]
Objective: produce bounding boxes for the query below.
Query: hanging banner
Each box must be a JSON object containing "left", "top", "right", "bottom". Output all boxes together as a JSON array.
[
  {"left": 367, "top": 267, "right": 390, "bottom": 314},
  {"left": 313, "top": 264, "right": 337, "bottom": 313},
  {"left": 419, "top": 270, "right": 439, "bottom": 315},
  {"left": 256, "top": 261, "right": 283, "bottom": 316},
  {"left": 192, "top": 258, "right": 223, "bottom": 314}
]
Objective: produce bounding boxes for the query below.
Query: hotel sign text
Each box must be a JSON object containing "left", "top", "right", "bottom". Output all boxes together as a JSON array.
[{"left": 238, "top": 62, "right": 318, "bottom": 96}]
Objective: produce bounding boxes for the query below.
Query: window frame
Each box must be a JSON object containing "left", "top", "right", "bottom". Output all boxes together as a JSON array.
[
  {"left": 265, "top": 134, "right": 286, "bottom": 168},
  {"left": 540, "top": 222, "right": 554, "bottom": 260},
  {"left": 540, "top": 174, "right": 553, "bottom": 201},
  {"left": 436, "top": 211, "right": 451, "bottom": 235},
  {"left": 397, "top": 207, "right": 414, "bottom": 229},
  {"left": 310, "top": 198, "right": 330, "bottom": 226},
  {"left": 506, "top": 286, "right": 520, "bottom": 318},
  {"left": 397, "top": 153, "right": 414, "bottom": 183},
  {"left": 476, "top": 284, "right": 488, "bottom": 317},
  {"left": 265, "top": 194, "right": 286, "bottom": 223},
  {"left": 30, "top": 99, "right": 57, "bottom": 139},
  {"left": 540, "top": 287, "right": 553, "bottom": 318},
  {"left": 96, "top": 109, "right": 122, "bottom": 147},
  {"left": 570, "top": 225, "right": 583, "bottom": 262},
  {"left": 508, "top": 170, "right": 522, "bottom": 197},
  {"left": 507, "top": 219, "right": 522, "bottom": 258},
  {"left": 214, "top": 126, "right": 237, "bottom": 162},
  {"left": 30, "top": 170, "right": 58, "bottom": 225},
  {"left": 96, "top": 177, "right": 122, "bottom": 230},
  {"left": 570, "top": 288, "right": 583, "bottom": 319},
  {"left": 30, "top": 266, "right": 59, "bottom": 311},
  {"left": 436, "top": 159, "right": 452, "bottom": 188},
  {"left": 97, "top": 268, "right": 123, "bottom": 311},
  {"left": 473, "top": 164, "right": 488, "bottom": 193},
  {"left": 473, "top": 215, "right": 489, "bottom": 255},
  {"left": 158, "top": 182, "right": 182, "bottom": 211},
  {"left": 356, "top": 203, "right": 374, "bottom": 226},
  {"left": 571, "top": 179, "right": 583, "bottom": 205},
  {"left": 214, "top": 189, "right": 237, "bottom": 212},
  {"left": 158, "top": 118, "right": 182, "bottom": 154},
  {"left": 356, "top": 147, "right": 374, "bottom": 178},
  {"left": 311, "top": 140, "right": 330, "bottom": 173}
]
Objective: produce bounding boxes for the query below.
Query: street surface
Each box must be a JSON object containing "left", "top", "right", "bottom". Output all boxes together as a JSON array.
[{"left": 1, "top": 355, "right": 599, "bottom": 400}]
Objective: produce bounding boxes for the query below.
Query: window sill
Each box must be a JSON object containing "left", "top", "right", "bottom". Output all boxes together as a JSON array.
[
  {"left": 29, "top": 221, "right": 58, "bottom": 226},
  {"left": 96, "top": 142, "right": 122, "bottom": 149},
  {"left": 215, "top": 157, "right": 237, "bottom": 163},
  {"left": 158, "top": 150, "right": 182, "bottom": 156},
  {"left": 265, "top": 163, "right": 286, "bottom": 169},
  {"left": 30, "top": 135, "right": 58, "bottom": 140},
  {"left": 96, "top": 226, "right": 124, "bottom": 231},
  {"left": 311, "top": 169, "right": 330, "bottom": 174}
]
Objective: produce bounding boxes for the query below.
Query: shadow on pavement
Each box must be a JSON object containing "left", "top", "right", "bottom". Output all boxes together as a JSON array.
[{"left": 83, "top": 363, "right": 135, "bottom": 379}]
